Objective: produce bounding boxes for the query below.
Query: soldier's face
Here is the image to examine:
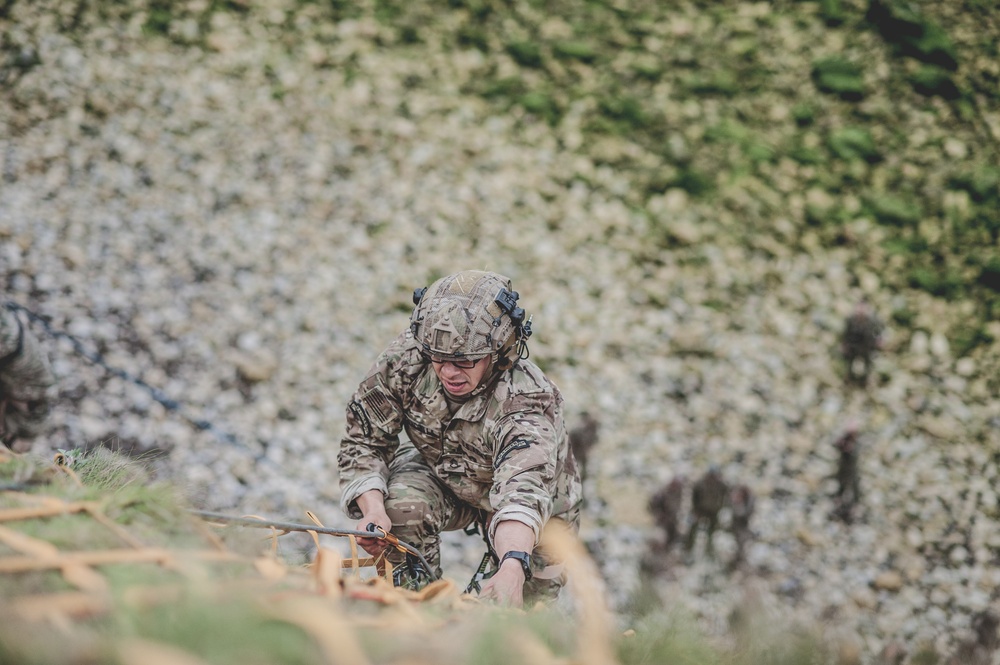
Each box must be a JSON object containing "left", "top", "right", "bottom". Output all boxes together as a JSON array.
[{"left": 431, "top": 356, "right": 491, "bottom": 396}]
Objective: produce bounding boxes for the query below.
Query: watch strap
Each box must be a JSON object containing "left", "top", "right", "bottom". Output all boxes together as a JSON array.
[{"left": 500, "top": 550, "right": 533, "bottom": 580}]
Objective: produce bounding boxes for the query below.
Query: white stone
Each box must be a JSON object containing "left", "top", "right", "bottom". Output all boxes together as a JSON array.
[{"left": 929, "top": 332, "right": 950, "bottom": 357}]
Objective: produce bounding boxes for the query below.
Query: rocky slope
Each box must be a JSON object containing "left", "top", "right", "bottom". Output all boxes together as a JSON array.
[{"left": 2, "top": 0, "right": 998, "bottom": 661}]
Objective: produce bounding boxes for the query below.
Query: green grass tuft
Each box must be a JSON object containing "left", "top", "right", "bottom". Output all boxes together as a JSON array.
[
  {"left": 506, "top": 40, "right": 544, "bottom": 68},
  {"left": 867, "top": 194, "right": 922, "bottom": 226},
  {"left": 811, "top": 56, "right": 865, "bottom": 99},
  {"left": 907, "top": 267, "right": 965, "bottom": 298},
  {"left": 827, "top": 127, "right": 879, "bottom": 162},
  {"left": 552, "top": 40, "right": 598, "bottom": 62},
  {"left": 908, "top": 65, "right": 960, "bottom": 99}
]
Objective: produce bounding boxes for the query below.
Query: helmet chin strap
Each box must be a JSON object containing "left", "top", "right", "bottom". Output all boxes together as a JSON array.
[
  {"left": 471, "top": 363, "right": 503, "bottom": 398},
  {"left": 493, "top": 342, "right": 515, "bottom": 372}
]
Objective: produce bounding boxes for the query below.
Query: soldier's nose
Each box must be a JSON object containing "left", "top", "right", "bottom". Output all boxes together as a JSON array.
[{"left": 440, "top": 363, "right": 462, "bottom": 377}]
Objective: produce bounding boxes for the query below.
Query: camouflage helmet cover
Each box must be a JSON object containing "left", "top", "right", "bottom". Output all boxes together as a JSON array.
[{"left": 410, "top": 270, "right": 528, "bottom": 367}]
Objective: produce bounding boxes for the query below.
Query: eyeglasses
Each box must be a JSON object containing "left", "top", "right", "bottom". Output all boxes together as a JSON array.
[{"left": 424, "top": 353, "right": 482, "bottom": 369}]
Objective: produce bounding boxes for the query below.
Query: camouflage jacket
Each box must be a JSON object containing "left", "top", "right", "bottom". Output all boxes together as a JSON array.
[
  {"left": 338, "top": 331, "right": 582, "bottom": 544},
  {"left": 0, "top": 305, "right": 55, "bottom": 444}
]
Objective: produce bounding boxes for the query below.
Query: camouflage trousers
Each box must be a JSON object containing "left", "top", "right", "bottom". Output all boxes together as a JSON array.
[
  {"left": 0, "top": 306, "right": 55, "bottom": 448},
  {"left": 384, "top": 443, "right": 567, "bottom": 603}
]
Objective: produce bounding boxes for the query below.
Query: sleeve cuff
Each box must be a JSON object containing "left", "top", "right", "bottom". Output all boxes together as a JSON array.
[
  {"left": 339, "top": 476, "right": 389, "bottom": 519},
  {"left": 488, "top": 506, "right": 543, "bottom": 546}
]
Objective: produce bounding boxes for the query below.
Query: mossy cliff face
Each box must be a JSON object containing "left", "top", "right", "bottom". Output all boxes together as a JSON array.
[
  {"left": 3, "top": 0, "right": 997, "bottom": 335},
  {"left": 1, "top": 0, "right": 999, "bottom": 658}
]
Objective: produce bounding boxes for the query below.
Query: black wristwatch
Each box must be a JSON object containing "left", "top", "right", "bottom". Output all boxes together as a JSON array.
[{"left": 500, "top": 550, "right": 533, "bottom": 580}]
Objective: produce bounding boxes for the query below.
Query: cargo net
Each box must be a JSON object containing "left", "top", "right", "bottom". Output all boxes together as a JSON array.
[
  {"left": 0, "top": 448, "right": 498, "bottom": 664},
  {"left": 0, "top": 448, "right": 614, "bottom": 665},
  {"left": 0, "top": 495, "right": 458, "bottom": 614}
]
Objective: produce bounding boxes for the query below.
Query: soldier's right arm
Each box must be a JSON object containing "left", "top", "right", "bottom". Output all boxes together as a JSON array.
[{"left": 336, "top": 334, "right": 412, "bottom": 518}]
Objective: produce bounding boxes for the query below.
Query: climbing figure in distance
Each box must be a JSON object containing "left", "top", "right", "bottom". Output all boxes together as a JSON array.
[
  {"left": 841, "top": 299, "right": 884, "bottom": 386},
  {"left": 648, "top": 474, "right": 686, "bottom": 551},
  {"left": 568, "top": 410, "right": 600, "bottom": 483},
  {"left": 727, "top": 483, "right": 755, "bottom": 570},
  {"left": 832, "top": 423, "right": 862, "bottom": 523},
  {"left": 685, "top": 466, "right": 728, "bottom": 558}
]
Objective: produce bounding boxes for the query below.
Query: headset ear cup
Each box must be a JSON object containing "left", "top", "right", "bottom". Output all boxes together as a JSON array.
[{"left": 493, "top": 332, "right": 520, "bottom": 371}]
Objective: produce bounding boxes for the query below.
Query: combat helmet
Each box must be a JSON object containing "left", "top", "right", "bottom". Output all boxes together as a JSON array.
[{"left": 410, "top": 270, "right": 532, "bottom": 372}]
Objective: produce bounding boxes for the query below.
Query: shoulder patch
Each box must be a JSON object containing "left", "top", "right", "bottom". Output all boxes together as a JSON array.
[
  {"left": 358, "top": 383, "right": 400, "bottom": 432},
  {"left": 495, "top": 437, "right": 532, "bottom": 469},
  {"left": 349, "top": 399, "right": 373, "bottom": 437}
]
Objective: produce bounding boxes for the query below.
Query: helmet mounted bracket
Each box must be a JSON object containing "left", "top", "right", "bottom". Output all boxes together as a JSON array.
[{"left": 493, "top": 288, "right": 531, "bottom": 341}]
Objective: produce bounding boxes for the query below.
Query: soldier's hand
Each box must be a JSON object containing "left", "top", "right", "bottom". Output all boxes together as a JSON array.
[
  {"left": 353, "top": 489, "right": 393, "bottom": 555},
  {"left": 355, "top": 513, "right": 393, "bottom": 555},
  {"left": 478, "top": 561, "right": 525, "bottom": 608}
]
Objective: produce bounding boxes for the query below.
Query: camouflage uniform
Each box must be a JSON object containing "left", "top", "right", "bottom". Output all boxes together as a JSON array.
[
  {"left": 842, "top": 302, "right": 884, "bottom": 384},
  {"left": 337, "top": 329, "right": 582, "bottom": 599},
  {"left": 0, "top": 305, "right": 55, "bottom": 449}
]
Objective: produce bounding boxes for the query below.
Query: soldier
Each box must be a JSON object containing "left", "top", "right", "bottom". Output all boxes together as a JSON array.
[
  {"left": 336, "top": 270, "right": 582, "bottom": 608},
  {"left": 972, "top": 609, "right": 1000, "bottom": 652},
  {"left": 648, "top": 475, "right": 686, "bottom": 549},
  {"left": 685, "top": 466, "right": 728, "bottom": 557},
  {"left": 877, "top": 640, "right": 907, "bottom": 665},
  {"left": 568, "top": 410, "right": 599, "bottom": 482},
  {"left": 833, "top": 424, "right": 861, "bottom": 522},
  {"left": 946, "top": 609, "right": 999, "bottom": 665},
  {"left": 0, "top": 304, "right": 55, "bottom": 452},
  {"left": 728, "top": 483, "right": 755, "bottom": 568},
  {"left": 841, "top": 299, "right": 884, "bottom": 385}
]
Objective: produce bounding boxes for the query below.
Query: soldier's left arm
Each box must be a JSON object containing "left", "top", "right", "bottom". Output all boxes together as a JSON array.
[{"left": 487, "top": 392, "right": 562, "bottom": 545}]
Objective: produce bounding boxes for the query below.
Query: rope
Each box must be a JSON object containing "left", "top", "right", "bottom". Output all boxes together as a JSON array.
[
  {"left": 187, "top": 510, "right": 438, "bottom": 581},
  {"left": 2, "top": 301, "right": 271, "bottom": 465},
  {"left": 463, "top": 515, "right": 496, "bottom": 594}
]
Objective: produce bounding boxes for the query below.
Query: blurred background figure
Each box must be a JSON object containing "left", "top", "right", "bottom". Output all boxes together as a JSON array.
[
  {"left": 727, "top": 483, "right": 755, "bottom": 569},
  {"left": 832, "top": 423, "right": 862, "bottom": 523},
  {"left": 648, "top": 474, "right": 686, "bottom": 551},
  {"left": 946, "top": 608, "right": 999, "bottom": 665},
  {"left": 568, "top": 410, "right": 600, "bottom": 483},
  {"left": 685, "top": 466, "right": 728, "bottom": 558},
  {"left": 877, "top": 640, "right": 908, "bottom": 665},
  {"left": 841, "top": 299, "right": 884, "bottom": 386},
  {"left": 0, "top": 304, "right": 56, "bottom": 452},
  {"left": 972, "top": 609, "right": 1000, "bottom": 653}
]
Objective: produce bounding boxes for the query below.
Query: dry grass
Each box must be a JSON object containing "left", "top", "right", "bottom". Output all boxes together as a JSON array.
[{"left": 0, "top": 448, "right": 828, "bottom": 665}]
